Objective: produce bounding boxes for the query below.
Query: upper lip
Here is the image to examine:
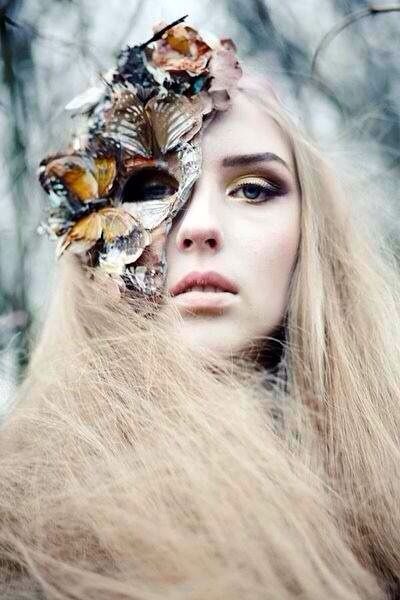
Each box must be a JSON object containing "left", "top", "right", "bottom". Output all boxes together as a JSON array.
[{"left": 169, "top": 271, "right": 239, "bottom": 297}]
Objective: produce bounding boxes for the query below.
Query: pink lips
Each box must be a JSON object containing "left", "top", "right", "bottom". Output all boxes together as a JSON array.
[{"left": 169, "top": 271, "right": 239, "bottom": 297}]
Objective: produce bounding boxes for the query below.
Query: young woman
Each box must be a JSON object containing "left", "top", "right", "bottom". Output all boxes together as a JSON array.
[{"left": 0, "top": 20, "right": 399, "bottom": 600}]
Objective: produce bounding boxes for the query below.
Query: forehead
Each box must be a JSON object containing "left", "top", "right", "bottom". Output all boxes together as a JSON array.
[{"left": 200, "top": 91, "right": 292, "bottom": 169}]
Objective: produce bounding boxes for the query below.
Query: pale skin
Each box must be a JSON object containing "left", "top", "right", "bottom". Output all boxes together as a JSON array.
[{"left": 164, "top": 91, "right": 301, "bottom": 357}]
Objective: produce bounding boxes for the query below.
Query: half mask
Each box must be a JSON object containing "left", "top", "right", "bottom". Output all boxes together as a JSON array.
[{"left": 38, "top": 16, "right": 243, "bottom": 297}]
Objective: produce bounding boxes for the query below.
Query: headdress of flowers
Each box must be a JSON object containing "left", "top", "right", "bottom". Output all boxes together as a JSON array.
[{"left": 38, "top": 15, "right": 243, "bottom": 296}]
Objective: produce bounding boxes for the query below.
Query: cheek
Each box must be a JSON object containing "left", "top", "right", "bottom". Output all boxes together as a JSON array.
[
  {"left": 259, "top": 227, "right": 298, "bottom": 283},
  {"left": 238, "top": 204, "right": 300, "bottom": 305}
]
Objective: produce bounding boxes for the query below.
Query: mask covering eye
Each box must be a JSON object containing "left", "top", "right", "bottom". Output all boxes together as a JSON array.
[
  {"left": 38, "top": 15, "right": 243, "bottom": 299},
  {"left": 122, "top": 168, "right": 179, "bottom": 204}
]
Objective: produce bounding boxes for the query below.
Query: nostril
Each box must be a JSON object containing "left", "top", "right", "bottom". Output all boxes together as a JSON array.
[{"left": 178, "top": 230, "right": 222, "bottom": 251}]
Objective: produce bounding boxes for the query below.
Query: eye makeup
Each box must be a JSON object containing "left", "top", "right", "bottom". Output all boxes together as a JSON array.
[{"left": 226, "top": 174, "right": 289, "bottom": 204}]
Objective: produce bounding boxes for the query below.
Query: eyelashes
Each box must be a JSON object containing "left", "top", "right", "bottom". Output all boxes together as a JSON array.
[{"left": 227, "top": 175, "right": 287, "bottom": 203}]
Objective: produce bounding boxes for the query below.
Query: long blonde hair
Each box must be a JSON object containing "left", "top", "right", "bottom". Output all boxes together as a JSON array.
[{"left": 0, "top": 84, "right": 399, "bottom": 599}]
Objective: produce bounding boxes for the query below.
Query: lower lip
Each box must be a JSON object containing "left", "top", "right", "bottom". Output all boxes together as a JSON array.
[{"left": 171, "top": 290, "right": 238, "bottom": 314}]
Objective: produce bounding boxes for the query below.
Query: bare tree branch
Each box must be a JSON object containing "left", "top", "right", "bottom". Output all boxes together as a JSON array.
[{"left": 311, "top": 4, "right": 400, "bottom": 78}]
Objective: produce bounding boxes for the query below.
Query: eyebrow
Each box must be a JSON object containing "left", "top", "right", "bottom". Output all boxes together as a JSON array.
[{"left": 221, "top": 152, "right": 291, "bottom": 173}]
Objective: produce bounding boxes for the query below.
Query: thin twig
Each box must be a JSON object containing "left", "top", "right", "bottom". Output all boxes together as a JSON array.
[
  {"left": 311, "top": 4, "right": 400, "bottom": 77},
  {"left": 139, "top": 14, "right": 188, "bottom": 49}
]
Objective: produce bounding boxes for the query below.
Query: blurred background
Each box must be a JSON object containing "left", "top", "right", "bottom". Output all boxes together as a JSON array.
[{"left": 1, "top": 0, "right": 400, "bottom": 412}]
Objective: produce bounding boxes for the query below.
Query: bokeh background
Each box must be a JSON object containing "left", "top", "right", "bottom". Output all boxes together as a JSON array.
[{"left": 1, "top": 0, "right": 400, "bottom": 412}]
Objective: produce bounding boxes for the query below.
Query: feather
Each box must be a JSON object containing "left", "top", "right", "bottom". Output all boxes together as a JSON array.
[{"left": 65, "top": 85, "right": 104, "bottom": 116}]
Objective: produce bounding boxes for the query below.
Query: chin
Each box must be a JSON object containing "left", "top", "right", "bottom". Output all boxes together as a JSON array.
[{"left": 172, "top": 317, "right": 247, "bottom": 357}]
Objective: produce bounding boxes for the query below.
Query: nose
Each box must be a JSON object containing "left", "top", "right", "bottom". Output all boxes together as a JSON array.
[
  {"left": 177, "top": 227, "right": 222, "bottom": 252},
  {"left": 174, "top": 183, "right": 223, "bottom": 254}
]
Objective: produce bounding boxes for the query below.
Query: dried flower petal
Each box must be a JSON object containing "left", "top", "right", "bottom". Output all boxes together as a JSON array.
[
  {"left": 210, "top": 90, "right": 231, "bottom": 112},
  {"left": 150, "top": 24, "right": 212, "bottom": 76},
  {"left": 208, "top": 46, "right": 243, "bottom": 96}
]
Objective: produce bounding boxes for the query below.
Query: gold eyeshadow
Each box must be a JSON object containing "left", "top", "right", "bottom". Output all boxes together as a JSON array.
[{"left": 226, "top": 174, "right": 288, "bottom": 203}]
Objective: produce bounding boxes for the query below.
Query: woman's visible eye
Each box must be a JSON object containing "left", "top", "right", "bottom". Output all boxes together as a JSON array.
[
  {"left": 121, "top": 168, "right": 178, "bottom": 202},
  {"left": 227, "top": 176, "right": 287, "bottom": 204}
]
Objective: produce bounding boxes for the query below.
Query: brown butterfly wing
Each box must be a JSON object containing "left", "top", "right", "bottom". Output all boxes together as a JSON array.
[
  {"left": 56, "top": 211, "right": 103, "bottom": 258},
  {"left": 99, "top": 207, "right": 150, "bottom": 272},
  {"left": 65, "top": 211, "right": 103, "bottom": 243},
  {"left": 147, "top": 93, "right": 202, "bottom": 154},
  {"left": 101, "top": 84, "right": 153, "bottom": 158},
  {"left": 99, "top": 207, "right": 137, "bottom": 243},
  {"left": 57, "top": 207, "right": 150, "bottom": 266},
  {"left": 94, "top": 157, "right": 117, "bottom": 197},
  {"left": 41, "top": 155, "right": 98, "bottom": 204}
]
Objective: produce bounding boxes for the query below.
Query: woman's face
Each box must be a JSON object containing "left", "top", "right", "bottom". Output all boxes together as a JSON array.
[{"left": 164, "top": 91, "right": 301, "bottom": 356}]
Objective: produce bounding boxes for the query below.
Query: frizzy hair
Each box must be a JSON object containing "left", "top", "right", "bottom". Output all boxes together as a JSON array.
[{"left": 0, "top": 80, "right": 399, "bottom": 599}]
